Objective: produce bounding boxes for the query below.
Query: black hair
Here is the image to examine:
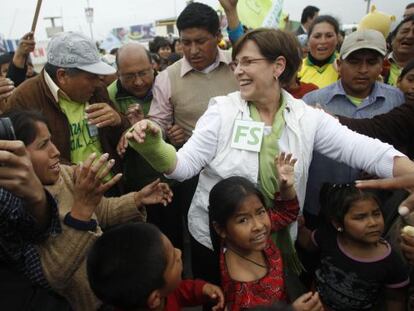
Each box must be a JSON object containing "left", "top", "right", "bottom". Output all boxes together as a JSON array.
[
  {"left": 87, "top": 223, "right": 167, "bottom": 310},
  {"left": 232, "top": 28, "right": 302, "bottom": 85},
  {"left": 300, "top": 5, "right": 320, "bottom": 24},
  {"left": 406, "top": 3, "right": 414, "bottom": 9},
  {"left": 0, "top": 52, "right": 13, "bottom": 66},
  {"left": 208, "top": 176, "right": 265, "bottom": 252},
  {"left": 388, "top": 15, "right": 414, "bottom": 49},
  {"left": 150, "top": 36, "right": 171, "bottom": 54},
  {"left": 319, "top": 183, "right": 380, "bottom": 227},
  {"left": 43, "top": 62, "right": 83, "bottom": 82},
  {"left": 167, "top": 52, "right": 182, "bottom": 66},
  {"left": 176, "top": 2, "right": 220, "bottom": 36},
  {"left": 308, "top": 15, "right": 340, "bottom": 36},
  {"left": 150, "top": 52, "right": 161, "bottom": 65},
  {"left": 399, "top": 58, "right": 414, "bottom": 80},
  {"left": 172, "top": 38, "right": 182, "bottom": 52},
  {"left": 1, "top": 109, "right": 49, "bottom": 146}
]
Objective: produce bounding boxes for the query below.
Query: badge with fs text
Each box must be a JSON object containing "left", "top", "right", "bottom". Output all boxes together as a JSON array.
[{"left": 231, "top": 119, "right": 265, "bottom": 152}]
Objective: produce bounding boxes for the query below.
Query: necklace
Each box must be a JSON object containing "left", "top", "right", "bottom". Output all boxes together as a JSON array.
[{"left": 226, "top": 247, "right": 267, "bottom": 269}]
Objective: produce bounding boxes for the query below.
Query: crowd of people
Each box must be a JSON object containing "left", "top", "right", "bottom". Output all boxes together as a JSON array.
[{"left": 1, "top": 1, "right": 414, "bottom": 311}]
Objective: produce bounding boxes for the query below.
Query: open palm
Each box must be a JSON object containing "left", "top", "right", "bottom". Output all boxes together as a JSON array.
[{"left": 275, "top": 152, "right": 297, "bottom": 189}]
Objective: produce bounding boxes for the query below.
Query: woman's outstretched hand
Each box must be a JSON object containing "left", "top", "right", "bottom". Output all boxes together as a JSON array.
[{"left": 356, "top": 173, "right": 414, "bottom": 216}]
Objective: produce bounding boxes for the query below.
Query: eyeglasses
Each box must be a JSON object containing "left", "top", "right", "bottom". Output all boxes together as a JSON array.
[
  {"left": 229, "top": 58, "right": 269, "bottom": 71},
  {"left": 120, "top": 69, "right": 153, "bottom": 82}
]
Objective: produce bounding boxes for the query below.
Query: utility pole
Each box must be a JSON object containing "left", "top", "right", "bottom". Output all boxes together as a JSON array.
[
  {"left": 365, "top": 0, "right": 372, "bottom": 14},
  {"left": 85, "top": 0, "right": 94, "bottom": 40}
]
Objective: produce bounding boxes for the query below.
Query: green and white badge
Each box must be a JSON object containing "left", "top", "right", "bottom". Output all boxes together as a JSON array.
[{"left": 231, "top": 119, "right": 265, "bottom": 152}]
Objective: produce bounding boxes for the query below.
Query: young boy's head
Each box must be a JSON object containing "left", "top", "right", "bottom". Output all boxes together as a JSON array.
[{"left": 87, "top": 223, "right": 183, "bottom": 310}]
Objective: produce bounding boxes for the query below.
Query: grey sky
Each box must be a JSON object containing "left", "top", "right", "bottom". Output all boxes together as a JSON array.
[{"left": 0, "top": 0, "right": 410, "bottom": 40}]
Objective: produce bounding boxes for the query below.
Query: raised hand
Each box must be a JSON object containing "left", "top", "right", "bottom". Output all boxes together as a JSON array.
[
  {"left": 13, "top": 32, "right": 36, "bottom": 69},
  {"left": 275, "top": 152, "right": 296, "bottom": 187},
  {"left": 71, "top": 153, "right": 122, "bottom": 221},
  {"left": 275, "top": 152, "right": 297, "bottom": 200},
  {"left": 0, "top": 140, "right": 49, "bottom": 227},
  {"left": 202, "top": 283, "right": 225, "bottom": 311},
  {"left": 166, "top": 124, "right": 187, "bottom": 147},
  {"left": 126, "top": 103, "right": 144, "bottom": 124},
  {"left": 134, "top": 178, "right": 173, "bottom": 207},
  {"left": 0, "top": 77, "right": 14, "bottom": 101},
  {"left": 219, "top": 0, "right": 238, "bottom": 11},
  {"left": 85, "top": 102, "right": 122, "bottom": 128}
]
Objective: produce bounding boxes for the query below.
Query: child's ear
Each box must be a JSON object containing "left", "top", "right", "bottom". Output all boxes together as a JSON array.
[
  {"left": 147, "top": 289, "right": 162, "bottom": 310},
  {"left": 213, "top": 222, "right": 226, "bottom": 239}
]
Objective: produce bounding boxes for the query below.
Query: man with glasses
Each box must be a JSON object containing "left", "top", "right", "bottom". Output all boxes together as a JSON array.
[
  {"left": 6, "top": 32, "right": 128, "bottom": 194},
  {"left": 108, "top": 43, "right": 155, "bottom": 117}
]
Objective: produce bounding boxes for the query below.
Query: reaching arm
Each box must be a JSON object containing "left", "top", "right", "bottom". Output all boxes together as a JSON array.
[
  {"left": 219, "top": 0, "right": 244, "bottom": 44},
  {"left": 338, "top": 103, "right": 414, "bottom": 153}
]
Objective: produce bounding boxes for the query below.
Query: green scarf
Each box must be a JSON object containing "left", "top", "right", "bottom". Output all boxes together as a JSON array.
[{"left": 249, "top": 97, "right": 303, "bottom": 275}]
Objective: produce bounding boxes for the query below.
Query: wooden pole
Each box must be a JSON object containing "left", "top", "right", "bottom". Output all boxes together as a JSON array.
[{"left": 31, "top": 0, "right": 43, "bottom": 33}]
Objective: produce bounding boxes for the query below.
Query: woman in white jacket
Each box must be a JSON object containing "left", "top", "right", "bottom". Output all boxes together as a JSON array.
[{"left": 127, "top": 28, "right": 414, "bottom": 286}]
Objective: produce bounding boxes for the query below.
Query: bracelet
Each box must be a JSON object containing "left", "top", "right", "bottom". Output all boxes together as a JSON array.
[{"left": 63, "top": 212, "right": 98, "bottom": 231}]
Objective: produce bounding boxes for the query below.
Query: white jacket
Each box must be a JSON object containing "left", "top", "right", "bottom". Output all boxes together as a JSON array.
[{"left": 167, "top": 90, "right": 403, "bottom": 249}]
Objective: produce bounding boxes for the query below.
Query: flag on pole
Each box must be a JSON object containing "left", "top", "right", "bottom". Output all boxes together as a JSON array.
[{"left": 237, "top": 0, "right": 284, "bottom": 29}]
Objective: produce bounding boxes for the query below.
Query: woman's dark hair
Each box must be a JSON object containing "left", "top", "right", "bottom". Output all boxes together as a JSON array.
[
  {"left": 1, "top": 109, "right": 49, "bottom": 146},
  {"left": 399, "top": 59, "right": 414, "bottom": 80},
  {"left": 208, "top": 176, "right": 266, "bottom": 252},
  {"left": 176, "top": 2, "right": 220, "bottom": 36},
  {"left": 319, "top": 183, "right": 380, "bottom": 227},
  {"left": 87, "top": 223, "right": 167, "bottom": 309},
  {"left": 232, "top": 28, "right": 302, "bottom": 84},
  {"left": 308, "top": 15, "right": 340, "bottom": 36}
]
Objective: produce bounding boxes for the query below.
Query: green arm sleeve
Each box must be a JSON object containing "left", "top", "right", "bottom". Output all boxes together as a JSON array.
[{"left": 127, "top": 122, "right": 177, "bottom": 173}]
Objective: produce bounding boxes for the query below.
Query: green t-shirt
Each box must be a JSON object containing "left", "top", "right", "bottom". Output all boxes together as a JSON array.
[
  {"left": 59, "top": 96, "right": 105, "bottom": 165},
  {"left": 346, "top": 95, "right": 364, "bottom": 106},
  {"left": 388, "top": 62, "right": 402, "bottom": 87}
]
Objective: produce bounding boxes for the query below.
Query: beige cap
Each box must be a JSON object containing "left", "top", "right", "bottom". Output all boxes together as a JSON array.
[{"left": 340, "top": 29, "right": 387, "bottom": 60}]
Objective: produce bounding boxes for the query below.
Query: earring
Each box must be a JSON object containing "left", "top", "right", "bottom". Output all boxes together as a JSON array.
[{"left": 337, "top": 227, "right": 343, "bottom": 232}]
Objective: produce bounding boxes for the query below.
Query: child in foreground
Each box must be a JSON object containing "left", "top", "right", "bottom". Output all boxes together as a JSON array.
[
  {"left": 209, "top": 153, "right": 322, "bottom": 311},
  {"left": 87, "top": 223, "right": 224, "bottom": 311},
  {"left": 298, "top": 183, "right": 409, "bottom": 311}
]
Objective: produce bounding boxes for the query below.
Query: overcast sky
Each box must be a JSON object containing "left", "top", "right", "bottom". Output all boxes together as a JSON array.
[{"left": 0, "top": 0, "right": 410, "bottom": 40}]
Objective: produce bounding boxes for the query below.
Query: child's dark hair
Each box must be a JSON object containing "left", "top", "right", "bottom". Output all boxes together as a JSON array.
[
  {"left": 209, "top": 176, "right": 266, "bottom": 252},
  {"left": 319, "top": 183, "right": 380, "bottom": 226},
  {"left": 149, "top": 36, "right": 171, "bottom": 54},
  {"left": 176, "top": 2, "right": 220, "bottom": 36},
  {"left": 399, "top": 59, "right": 414, "bottom": 80},
  {"left": 1, "top": 109, "right": 49, "bottom": 145},
  {"left": 87, "top": 223, "right": 167, "bottom": 310}
]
